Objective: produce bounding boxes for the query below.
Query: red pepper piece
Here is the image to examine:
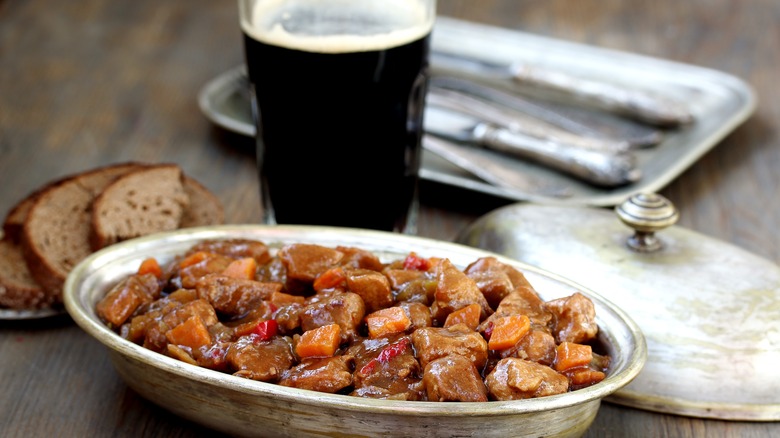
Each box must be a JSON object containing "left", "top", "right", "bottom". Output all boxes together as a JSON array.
[
  {"left": 252, "top": 319, "right": 278, "bottom": 341},
  {"left": 359, "top": 337, "right": 411, "bottom": 375},
  {"left": 483, "top": 321, "right": 494, "bottom": 340},
  {"left": 403, "top": 252, "right": 431, "bottom": 271}
]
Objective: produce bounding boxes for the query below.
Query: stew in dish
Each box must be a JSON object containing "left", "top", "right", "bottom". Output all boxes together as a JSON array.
[{"left": 96, "top": 239, "right": 610, "bottom": 402}]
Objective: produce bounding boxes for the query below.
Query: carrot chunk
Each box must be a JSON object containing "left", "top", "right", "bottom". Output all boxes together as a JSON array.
[
  {"left": 221, "top": 257, "right": 257, "bottom": 280},
  {"left": 444, "top": 303, "right": 481, "bottom": 331},
  {"left": 137, "top": 257, "right": 163, "bottom": 279},
  {"left": 488, "top": 314, "right": 531, "bottom": 350},
  {"left": 296, "top": 323, "right": 341, "bottom": 358},
  {"left": 179, "top": 251, "right": 211, "bottom": 269},
  {"left": 365, "top": 307, "right": 412, "bottom": 338},
  {"left": 554, "top": 342, "right": 593, "bottom": 372},
  {"left": 313, "top": 267, "right": 346, "bottom": 292},
  {"left": 165, "top": 315, "right": 212, "bottom": 350}
]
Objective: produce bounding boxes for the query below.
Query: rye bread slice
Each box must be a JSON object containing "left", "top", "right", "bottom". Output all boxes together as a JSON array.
[
  {"left": 20, "top": 163, "right": 143, "bottom": 301},
  {"left": 89, "top": 164, "right": 190, "bottom": 250},
  {"left": 3, "top": 172, "right": 88, "bottom": 244},
  {"left": 180, "top": 176, "right": 225, "bottom": 228},
  {"left": 0, "top": 238, "right": 52, "bottom": 309}
]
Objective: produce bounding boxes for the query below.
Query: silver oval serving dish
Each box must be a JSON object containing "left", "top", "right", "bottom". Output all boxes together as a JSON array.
[{"left": 63, "top": 225, "right": 646, "bottom": 438}]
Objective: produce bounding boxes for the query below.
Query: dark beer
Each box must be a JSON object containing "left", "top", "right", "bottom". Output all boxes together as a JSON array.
[{"left": 241, "top": 1, "right": 433, "bottom": 232}]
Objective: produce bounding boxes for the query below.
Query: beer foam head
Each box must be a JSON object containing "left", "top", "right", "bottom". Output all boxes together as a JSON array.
[{"left": 241, "top": 0, "right": 434, "bottom": 53}]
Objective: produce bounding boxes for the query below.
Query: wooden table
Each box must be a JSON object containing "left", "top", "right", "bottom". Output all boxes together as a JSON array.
[{"left": 1, "top": 0, "right": 778, "bottom": 436}]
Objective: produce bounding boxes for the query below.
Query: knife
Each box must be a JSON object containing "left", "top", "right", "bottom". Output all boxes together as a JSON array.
[
  {"left": 428, "top": 86, "right": 633, "bottom": 154},
  {"left": 430, "top": 76, "right": 665, "bottom": 148},
  {"left": 423, "top": 105, "right": 642, "bottom": 187},
  {"left": 431, "top": 51, "right": 694, "bottom": 128},
  {"left": 422, "top": 135, "right": 572, "bottom": 197}
]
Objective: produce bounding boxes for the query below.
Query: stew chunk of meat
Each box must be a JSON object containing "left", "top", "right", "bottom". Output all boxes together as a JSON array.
[
  {"left": 226, "top": 336, "right": 295, "bottom": 382},
  {"left": 350, "top": 336, "right": 424, "bottom": 400},
  {"left": 430, "top": 259, "right": 492, "bottom": 323},
  {"left": 279, "top": 356, "right": 354, "bottom": 393},
  {"left": 411, "top": 325, "right": 488, "bottom": 370},
  {"left": 464, "top": 256, "right": 537, "bottom": 309},
  {"left": 546, "top": 292, "right": 598, "bottom": 344},
  {"left": 485, "top": 358, "right": 569, "bottom": 400},
  {"left": 422, "top": 355, "right": 488, "bottom": 402}
]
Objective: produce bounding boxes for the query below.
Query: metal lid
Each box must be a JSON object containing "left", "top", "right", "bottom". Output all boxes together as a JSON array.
[{"left": 457, "top": 194, "right": 780, "bottom": 421}]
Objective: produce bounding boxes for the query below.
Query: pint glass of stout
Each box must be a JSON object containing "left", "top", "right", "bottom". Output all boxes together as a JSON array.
[{"left": 239, "top": 0, "right": 436, "bottom": 233}]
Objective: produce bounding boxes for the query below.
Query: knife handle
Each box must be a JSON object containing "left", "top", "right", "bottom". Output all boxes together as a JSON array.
[{"left": 474, "top": 123, "right": 642, "bottom": 187}]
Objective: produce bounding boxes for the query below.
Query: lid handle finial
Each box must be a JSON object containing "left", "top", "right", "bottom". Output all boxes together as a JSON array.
[{"left": 615, "top": 193, "right": 679, "bottom": 252}]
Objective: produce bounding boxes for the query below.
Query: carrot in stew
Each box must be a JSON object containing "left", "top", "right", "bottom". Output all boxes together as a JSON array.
[
  {"left": 96, "top": 279, "right": 148, "bottom": 327},
  {"left": 488, "top": 314, "right": 531, "bottom": 350},
  {"left": 137, "top": 257, "right": 163, "bottom": 279},
  {"left": 313, "top": 266, "right": 346, "bottom": 292},
  {"left": 443, "top": 303, "right": 481, "bottom": 330},
  {"left": 221, "top": 257, "right": 257, "bottom": 280},
  {"left": 178, "top": 251, "right": 212, "bottom": 269},
  {"left": 365, "top": 306, "right": 412, "bottom": 338},
  {"left": 554, "top": 342, "right": 593, "bottom": 372},
  {"left": 165, "top": 315, "right": 212, "bottom": 350},
  {"left": 295, "top": 323, "right": 341, "bottom": 358}
]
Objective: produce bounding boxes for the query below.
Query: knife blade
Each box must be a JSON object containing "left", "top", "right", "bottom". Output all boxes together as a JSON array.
[
  {"left": 422, "top": 135, "right": 572, "bottom": 197},
  {"left": 428, "top": 86, "right": 633, "bottom": 154},
  {"left": 423, "top": 105, "right": 642, "bottom": 187},
  {"left": 430, "top": 76, "right": 665, "bottom": 148},
  {"left": 431, "top": 51, "right": 694, "bottom": 128}
]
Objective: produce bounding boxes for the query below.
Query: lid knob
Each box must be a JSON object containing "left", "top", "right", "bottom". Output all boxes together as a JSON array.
[{"left": 615, "top": 193, "right": 679, "bottom": 252}]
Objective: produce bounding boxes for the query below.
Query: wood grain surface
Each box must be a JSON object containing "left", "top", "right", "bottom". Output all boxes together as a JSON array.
[{"left": 1, "top": 0, "right": 778, "bottom": 437}]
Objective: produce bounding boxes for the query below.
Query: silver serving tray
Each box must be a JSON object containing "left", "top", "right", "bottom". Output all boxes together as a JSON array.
[
  {"left": 64, "top": 225, "right": 646, "bottom": 438},
  {"left": 198, "top": 16, "right": 756, "bottom": 207}
]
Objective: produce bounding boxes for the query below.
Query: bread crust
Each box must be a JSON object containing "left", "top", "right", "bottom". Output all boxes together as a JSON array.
[
  {"left": 180, "top": 175, "right": 226, "bottom": 228},
  {"left": 19, "top": 163, "right": 143, "bottom": 301},
  {"left": 5, "top": 161, "right": 223, "bottom": 308},
  {"left": 0, "top": 239, "right": 53, "bottom": 309}
]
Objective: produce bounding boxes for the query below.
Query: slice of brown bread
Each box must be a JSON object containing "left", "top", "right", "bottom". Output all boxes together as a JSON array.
[
  {"left": 3, "top": 195, "right": 37, "bottom": 244},
  {"left": 3, "top": 171, "right": 96, "bottom": 244},
  {"left": 180, "top": 175, "right": 225, "bottom": 228},
  {"left": 20, "top": 162, "right": 143, "bottom": 301},
  {"left": 89, "top": 164, "right": 190, "bottom": 250},
  {"left": 0, "top": 238, "right": 53, "bottom": 309}
]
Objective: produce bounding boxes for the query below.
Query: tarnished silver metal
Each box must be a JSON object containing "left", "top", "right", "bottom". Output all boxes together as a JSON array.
[
  {"left": 424, "top": 105, "right": 641, "bottom": 187},
  {"left": 430, "top": 76, "right": 665, "bottom": 149},
  {"left": 457, "top": 203, "right": 780, "bottom": 421},
  {"left": 428, "top": 86, "right": 633, "bottom": 153},
  {"left": 64, "top": 225, "right": 646, "bottom": 438},
  {"left": 615, "top": 193, "right": 679, "bottom": 252},
  {"left": 430, "top": 51, "right": 694, "bottom": 128},
  {"left": 422, "top": 135, "right": 573, "bottom": 197}
]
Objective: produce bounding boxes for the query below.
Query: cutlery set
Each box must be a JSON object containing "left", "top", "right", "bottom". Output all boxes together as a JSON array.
[{"left": 423, "top": 52, "right": 694, "bottom": 190}]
